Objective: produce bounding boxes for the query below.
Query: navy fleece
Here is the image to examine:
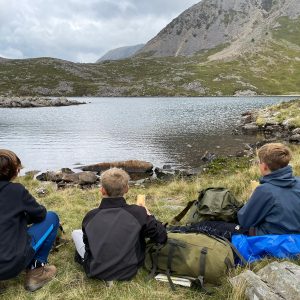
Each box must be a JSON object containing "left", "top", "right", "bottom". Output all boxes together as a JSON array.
[{"left": 238, "top": 165, "right": 300, "bottom": 235}]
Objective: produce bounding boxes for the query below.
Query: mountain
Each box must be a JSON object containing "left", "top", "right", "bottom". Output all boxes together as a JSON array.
[
  {"left": 138, "top": 0, "right": 300, "bottom": 60},
  {"left": 96, "top": 44, "right": 145, "bottom": 62},
  {"left": 0, "top": 0, "right": 299, "bottom": 97}
]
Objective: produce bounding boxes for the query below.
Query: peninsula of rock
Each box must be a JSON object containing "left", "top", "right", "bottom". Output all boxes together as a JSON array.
[{"left": 0, "top": 96, "right": 85, "bottom": 108}]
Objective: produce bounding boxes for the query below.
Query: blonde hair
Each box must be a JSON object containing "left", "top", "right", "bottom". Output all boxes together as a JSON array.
[
  {"left": 257, "top": 143, "right": 292, "bottom": 171},
  {"left": 100, "top": 168, "right": 130, "bottom": 197},
  {"left": 0, "top": 149, "right": 22, "bottom": 181}
]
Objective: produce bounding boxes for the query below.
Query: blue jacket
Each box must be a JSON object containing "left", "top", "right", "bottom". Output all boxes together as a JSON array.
[{"left": 238, "top": 165, "right": 300, "bottom": 235}]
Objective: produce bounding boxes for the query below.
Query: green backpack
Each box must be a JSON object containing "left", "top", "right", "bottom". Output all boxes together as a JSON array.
[
  {"left": 145, "top": 232, "right": 235, "bottom": 290},
  {"left": 171, "top": 187, "right": 243, "bottom": 225}
]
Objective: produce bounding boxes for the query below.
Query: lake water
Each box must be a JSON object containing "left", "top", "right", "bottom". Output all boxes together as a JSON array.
[{"left": 0, "top": 96, "right": 296, "bottom": 173}]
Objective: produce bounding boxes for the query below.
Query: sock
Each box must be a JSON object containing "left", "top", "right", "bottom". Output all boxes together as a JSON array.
[{"left": 29, "top": 259, "right": 45, "bottom": 270}]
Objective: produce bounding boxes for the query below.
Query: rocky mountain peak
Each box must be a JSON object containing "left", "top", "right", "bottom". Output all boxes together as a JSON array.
[{"left": 137, "top": 0, "right": 300, "bottom": 59}]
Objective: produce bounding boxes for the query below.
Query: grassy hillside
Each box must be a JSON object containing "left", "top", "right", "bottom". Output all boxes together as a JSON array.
[
  {"left": 0, "top": 17, "right": 299, "bottom": 97},
  {"left": 1, "top": 146, "right": 300, "bottom": 300}
]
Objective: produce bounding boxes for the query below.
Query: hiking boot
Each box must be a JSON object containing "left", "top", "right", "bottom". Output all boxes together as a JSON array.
[{"left": 24, "top": 265, "right": 57, "bottom": 292}]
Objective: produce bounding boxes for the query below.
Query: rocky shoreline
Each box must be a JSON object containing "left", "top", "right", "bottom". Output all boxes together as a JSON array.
[
  {"left": 0, "top": 96, "right": 85, "bottom": 108},
  {"left": 238, "top": 99, "right": 300, "bottom": 144}
]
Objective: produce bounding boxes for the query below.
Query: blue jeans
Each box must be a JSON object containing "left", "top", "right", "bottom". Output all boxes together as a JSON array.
[{"left": 27, "top": 211, "right": 60, "bottom": 264}]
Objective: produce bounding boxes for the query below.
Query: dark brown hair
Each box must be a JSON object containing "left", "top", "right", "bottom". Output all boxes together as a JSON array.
[
  {"left": 0, "top": 149, "right": 22, "bottom": 181},
  {"left": 257, "top": 143, "right": 292, "bottom": 171}
]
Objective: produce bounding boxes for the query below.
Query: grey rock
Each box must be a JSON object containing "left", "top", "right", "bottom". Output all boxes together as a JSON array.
[
  {"left": 289, "top": 134, "right": 300, "bottom": 143},
  {"left": 264, "top": 125, "right": 283, "bottom": 132},
  {"left": 61, "top": 168, "right": 74, "bottom": 174},
  {"left": 241, "top": 115, "right": 253, "bottom": 125},
  {"left": 292, "top": 128, "right": 300, "bottom": 135},
  {"left": 257, "top": 261, "right": 300, "bottom": 300},
  {"left": 61, "top": 173, "right": 79, "bottom": 183},
  {"left": 234, "top": 90, "right": 257, "bottom": 96},
  {"left": 36, "top": 171, "right": 63, "bottom": 182},
  {"left": 230, "top": 270, "right": 283, "bottom": 300},
  {"left": 231, "top": 261, "right": 300, "bottom": 300},
  {"left": 36, "top": 188, "right": 49, "bottom": 197},
  {"left": 242, "top": 123, "right": 259, "bottom": 132},
  {"left": 201, "top": 151, "right": 216, "bottom": 163},
  {"left": 78, "top": 171, "right": 98, "bottom": 185}
]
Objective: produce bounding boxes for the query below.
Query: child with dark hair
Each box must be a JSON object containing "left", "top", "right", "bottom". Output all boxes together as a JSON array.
[{"left": 0, "top": 149, "right": 59, "bottom": 292}]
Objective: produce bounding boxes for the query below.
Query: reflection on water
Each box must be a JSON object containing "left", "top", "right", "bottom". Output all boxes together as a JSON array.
[{"left": 0, "top": 96, "right": 295, "bottom": 172}]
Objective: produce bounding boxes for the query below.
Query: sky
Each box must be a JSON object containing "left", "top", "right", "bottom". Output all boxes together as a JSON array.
[{"left": 0, "top": 0, "right": 199, "bottom": 63}]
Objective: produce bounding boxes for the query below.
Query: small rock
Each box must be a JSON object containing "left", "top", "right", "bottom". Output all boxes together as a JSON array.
[
  {"left": 36, "top": 188, "right": 49, "bottom": 197},
  {"left": 289, "top": 134, "right": 300, "bottom": 143},
  {"left": 292, "top": 128, "right": 300, "bottom": 135},
  {"left": 242, "top": 123, "right": 259, "bottom": 133},
  {"left": 61, "top": 168, "right": 74, "bottom": 174},
  {"left": 201, "top": 151, "right": 216, "bottom": 163}
]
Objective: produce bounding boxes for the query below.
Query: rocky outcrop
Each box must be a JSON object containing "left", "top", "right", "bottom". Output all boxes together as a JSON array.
[
  {"left": 154, "top": 166, "right": 200, "bottom": 181},
  {"left": 237, "top": 101, "right": 300, "bottom": 144},
  {"left": 79, "top": 160, "right": 154, "bottom": 181},
  {"left": 36, "top": 169, "right": 98, "bottom": 188},
  {"left": 231, "top": 261, "right": 300, "bottom": 300},
  {"left": 0, "top": 96, "right": 85, "bottom": 108},
  {"left": 137, "top": 0, "right": 300, "bottom": 59}
]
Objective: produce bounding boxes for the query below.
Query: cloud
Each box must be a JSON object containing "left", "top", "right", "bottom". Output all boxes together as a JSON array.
[{"left": 0, "top": 0, "right": 199, "bottom": 62}]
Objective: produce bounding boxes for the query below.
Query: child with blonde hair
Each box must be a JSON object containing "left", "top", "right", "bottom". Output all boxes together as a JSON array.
[{"left": 72, "top": 167, "right": 167, "bottom": 281}]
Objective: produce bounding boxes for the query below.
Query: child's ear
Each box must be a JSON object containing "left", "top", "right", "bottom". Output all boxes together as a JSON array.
[
  {"left": 100, "top": 186, "right": 108, "bottom": 196},
  {"left": 124, "top": 185, "right": 129, "bottom": 194}
]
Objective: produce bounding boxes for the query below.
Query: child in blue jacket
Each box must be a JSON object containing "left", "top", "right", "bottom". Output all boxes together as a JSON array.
[{"left": 238, "top": 143, "right": 300, "bottom": 235}]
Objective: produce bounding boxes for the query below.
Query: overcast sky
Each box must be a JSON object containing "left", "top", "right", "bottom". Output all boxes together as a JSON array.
[{"left": 0, "top": 0, "right": 199, "bottom": 63}]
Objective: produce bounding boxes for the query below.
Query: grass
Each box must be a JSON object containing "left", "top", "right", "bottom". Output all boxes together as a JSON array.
[{"left": 2, "top": 145, "right": 300, "bottom": 299}]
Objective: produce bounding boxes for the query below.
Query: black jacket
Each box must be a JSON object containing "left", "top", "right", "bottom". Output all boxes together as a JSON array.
[
  {"left": 82, "top": 197, "right": 167, "bottom": 281},
  {"left": 0, "top": 181, "right": 47, "bottom": 280}
]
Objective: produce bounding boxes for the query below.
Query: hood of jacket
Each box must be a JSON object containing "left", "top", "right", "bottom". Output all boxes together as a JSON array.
[{"left": 260, "top": 165, "right": 297, "bottom": 188}]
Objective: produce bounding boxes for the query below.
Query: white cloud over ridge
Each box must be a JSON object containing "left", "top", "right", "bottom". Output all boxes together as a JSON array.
[{"left": 0, "top": 0, "right": 198, "bottom": 62}]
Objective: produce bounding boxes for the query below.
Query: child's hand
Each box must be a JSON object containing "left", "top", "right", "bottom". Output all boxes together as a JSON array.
[
  {"left": 136, "top": 194, "right": 152, "bottom": 216},
  {"left": 144, "top": 206, "right": 152, "bottom": 216},
  {"left": 250, "top": 180, "right": 259, "bottom": 192},
  {"left": 136, "top": 194, "right": 146, "bottom": 206}
]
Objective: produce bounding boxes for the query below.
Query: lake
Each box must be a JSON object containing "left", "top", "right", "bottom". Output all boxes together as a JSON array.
[{"left": 0, "top": 96, "right": 296, "bottom": 173}]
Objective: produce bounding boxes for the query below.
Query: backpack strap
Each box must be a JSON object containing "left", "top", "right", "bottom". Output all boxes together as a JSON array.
[
  {"left": 194, "top": 247, "right": 207, "bottom": 288},
  {"left": 170, "top": 200, "right": 196, "bottom": 225},
  {"left": 166, "top": 242, "right": 176, "bottom": 291},
  {"left": 146, "top": 244, "right": 163, "bottom": 281},
  {"left": 217, "top": 236, "right": 248, "bottom": 266}
]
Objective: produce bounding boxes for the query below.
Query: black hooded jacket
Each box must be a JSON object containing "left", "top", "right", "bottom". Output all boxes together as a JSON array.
[
  {"left": 0, "top": 181, "right": 46, "bottom": 280},
  {"left": 82, "top": 197, "right": 167, "bottom": 281}
]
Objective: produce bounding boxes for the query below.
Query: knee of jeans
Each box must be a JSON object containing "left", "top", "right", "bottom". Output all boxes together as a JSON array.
[{"left": 46, "top": 211, "right": 60, "bottom": 228}]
